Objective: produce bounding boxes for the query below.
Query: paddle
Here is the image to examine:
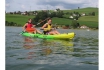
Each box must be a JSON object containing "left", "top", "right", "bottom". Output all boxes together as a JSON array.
[
  {"left": 31, "top": 18, "right": 51, "bottom": 34},
  {"left": 35, "top": 17, "right": 50, "bottom": 26}
]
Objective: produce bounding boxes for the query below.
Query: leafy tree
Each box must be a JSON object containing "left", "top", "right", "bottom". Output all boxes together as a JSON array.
[
  {"left": 56, "top": 8, "right": 60, "bottom": 11},
  {"left": 78, "top": 7, "right": 80, "bottom": 9},
  {"left": 56, "top": 11, "right": 64, "bottom": 18},
  {"left": 32, "top": 11, "right": 49, "bottom": 26},
  {"left": 10, "top": 12, "right": 13, "bottom": 14},
  {"left": 17, "top": 11, "right": 21, "bottom": 14},
  {"left": 92, "top": 12, "right": 95, "bottom": 16},
  {"left": 13, "top": 11, "right": 16, "bottom": 14},
  {"left": 74, "top": 16, "right": 79, "bottom": 20},
  {"left": 51, "top": 12, "right": 56, "bottom": 17},
  {"left": 71, "top": 19, "right": 79, "bottom": 28},
  {"left": 5, "top": 21, "right": 9, "bottom": 26}
]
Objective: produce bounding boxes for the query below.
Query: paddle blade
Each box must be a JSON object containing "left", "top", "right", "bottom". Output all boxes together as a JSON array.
[{"left": 37, "top": 23, "right": 40, "bottom": 25}]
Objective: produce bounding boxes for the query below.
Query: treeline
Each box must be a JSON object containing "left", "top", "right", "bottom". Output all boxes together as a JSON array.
[
  {"left": 6, "top": 11, "right": 38, "bottom": 16},
  {"left": 6, "top": 8, "right": 96, "bottom": 16},
  {"left": 5, "top": 21, "right": 22, "bottom": 26}
]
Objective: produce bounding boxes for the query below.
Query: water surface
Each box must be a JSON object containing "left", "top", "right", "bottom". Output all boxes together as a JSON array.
[{"left": 6, "top": 27, "right": 98, "bottom": 70}]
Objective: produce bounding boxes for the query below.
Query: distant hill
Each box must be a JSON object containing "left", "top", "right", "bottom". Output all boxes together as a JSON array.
[
  {"left": 6, "top": 7, "right": 98, "bottom": 28},
  {"left": 48, "top": 7, "right": 98, "bottom": 15}
]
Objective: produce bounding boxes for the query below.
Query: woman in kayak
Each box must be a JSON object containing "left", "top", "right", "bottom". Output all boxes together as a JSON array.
[
  {"left": 41, "top": 18, "right": 60, "bottom": 35},
  {"left": 23, "top": 18, "right": 42, "bottom": 34}
]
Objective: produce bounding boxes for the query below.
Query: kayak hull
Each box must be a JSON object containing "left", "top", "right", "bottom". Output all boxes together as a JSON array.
[{"left": 20, "top": 32, "right": 75, "bottom": 40}]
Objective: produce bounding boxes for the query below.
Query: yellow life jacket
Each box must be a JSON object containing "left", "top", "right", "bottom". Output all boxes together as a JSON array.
[{"left": 44, "top": 23, "right": 52, "bottom": 31}]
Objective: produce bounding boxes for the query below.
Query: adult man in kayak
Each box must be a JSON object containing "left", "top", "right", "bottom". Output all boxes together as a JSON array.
[
  {"left": 23, "top": 18, "right": 42, "bottom": 34},
  {"left": 41, "top": 18, "right": 60, "bottom": 35}
]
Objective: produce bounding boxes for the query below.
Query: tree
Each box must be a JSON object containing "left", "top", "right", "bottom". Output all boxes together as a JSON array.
[
  {"left": 17, "top": 11, "right": 21, "bottom": 14},
  {"left": 32, "top": 11, "right": 49, "bottom": 26},
  {"left": 71, "top": 19, "right": 79, "bottom": 28},
  {"left": 5, "top": 21, "right": 9, "bottom": 26},
  {"left": 74, "top": 16, "right": 79, "bottom": 20},
  {"left": 14, "top": 11, "right": 16, "bottom": 14},
  {"left": 10, "top": 12, "right": 13, "bottom": 14},
  {"left": 56, "top": 8, "right": 60, "bottom": 12},
  {"left": 56, "top": 11, "right": 63, "bottom": 18},
  {"left": 51, "top": 12, "right": 56, "bottom": 17},
  {"left": 92, "top": 12, "right": 95, "bottom": 16}
]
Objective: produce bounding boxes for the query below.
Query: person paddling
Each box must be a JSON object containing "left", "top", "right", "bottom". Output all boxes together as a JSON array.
[
  {"left": 23, "top": 18, "right": 42, "bottom": 34},
  {"left": 41, "top": 18, "right": 60, "bottom": 35}
]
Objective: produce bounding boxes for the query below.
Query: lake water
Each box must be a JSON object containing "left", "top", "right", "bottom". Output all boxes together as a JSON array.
[{"left": 6, "top": 27, "right": 98, "bottom": 70}]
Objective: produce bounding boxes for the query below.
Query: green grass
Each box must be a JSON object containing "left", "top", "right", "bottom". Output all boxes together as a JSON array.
[
  {"left": 6, "top": 14, "right": 34, "bottom": 25},
  {"left": 78, "top": 21, "right": 98, "bottom": 28},
  {"left": 6, "top": 7, "right": 98, "bottom": 28},
  {"left": 52, "top": 17, "right": 72, "bottom": 25},
  {"left": 62, "top": 7, "right": 98, "bottom": 15},
  {"left": 52, "top": 17, "right": 98, "bottom": 28},
  {"left": 78, "top": 16, "right": 98, "bottom": 22},
  {"left": 78, "top": 15, "right": 98, "bottom": 27}
]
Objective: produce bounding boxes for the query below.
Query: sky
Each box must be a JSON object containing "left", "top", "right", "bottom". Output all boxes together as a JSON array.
[{"left": 5, "top": 0, "right": 98, "bottom": 12}]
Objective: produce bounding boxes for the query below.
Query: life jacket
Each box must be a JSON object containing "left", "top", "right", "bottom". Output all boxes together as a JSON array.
[
  {"left": 44, "top": 23, "right": 52, "bottom": 31},
  {"left": 26, "top": 23, "right": 33, "bottom": 28},
  {"left": 25, "top": 22, "right": 36, "bottom": 33}
]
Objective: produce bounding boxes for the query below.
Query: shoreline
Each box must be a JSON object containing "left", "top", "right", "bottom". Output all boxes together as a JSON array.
[{"left": 5, "top": 26, "right": 98, "bottom": 30}]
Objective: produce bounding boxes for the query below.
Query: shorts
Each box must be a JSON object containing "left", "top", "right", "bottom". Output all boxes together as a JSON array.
[
  {"left": 43, "top": 31, "right": 50, "bottom": 35},
  {"left": 26, "top": 28, "right": 36, "bottom": 33}
]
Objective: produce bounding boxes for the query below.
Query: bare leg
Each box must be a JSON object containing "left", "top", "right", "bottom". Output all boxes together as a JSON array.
[
  {"left": 36, "top": 29, "right": 42, "bottom": 34},
  {"left": 54, "top": 30, "right": 60, "bottom": 34},
  {"left": 33, "top": 31, "right": 36, "bottom": 34},
  {"left": 49, "top": 31, "right": 56, "bottom": 35},
  {"left": 52, "top": 30, "right": 60, "bottom": 34}
]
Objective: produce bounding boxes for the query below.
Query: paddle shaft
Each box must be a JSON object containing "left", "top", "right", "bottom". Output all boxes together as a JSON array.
[{"left": 36, "top": 17, "right": 50, "bottom": 26}]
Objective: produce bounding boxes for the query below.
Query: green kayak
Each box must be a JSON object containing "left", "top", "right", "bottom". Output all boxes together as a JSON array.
[{"left": 20, "top": 31, "right": 75, "bottom": 40}]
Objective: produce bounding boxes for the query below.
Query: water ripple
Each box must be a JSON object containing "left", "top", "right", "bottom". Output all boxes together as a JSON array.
[{"left": 6, "top": 27, "right": 98, "bottom": 70}]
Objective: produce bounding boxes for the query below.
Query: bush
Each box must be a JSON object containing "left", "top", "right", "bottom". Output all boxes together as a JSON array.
[
  {"left": 92, "top": 12, "right": 95, "bottom": 16},
  {"left": 71, "top": 20, "right": 79, "bottom": 28},
  {"left": 5, "top": 21, "right": 18, "bottom": 26}
]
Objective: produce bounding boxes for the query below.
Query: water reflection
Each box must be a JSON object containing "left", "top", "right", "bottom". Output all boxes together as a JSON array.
[
  {"left": 22, "top": 36, "right": 98, "bottom": 65},
  {"left": 22, "top": 37, "right": 37, "bottom": 59},
  {"left": 22, "top": 37, "right": 74, "bottom": 59},
  {"left": 23, "top": 37, "right": 36, "bottom": 49},
  {"left": 40, "top": 39, "right": 74, "bottom": 52}
]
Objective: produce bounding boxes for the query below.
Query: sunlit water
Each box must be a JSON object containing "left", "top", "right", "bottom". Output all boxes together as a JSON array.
[{"left": 6, "top": 27, "right": 98, "bottom": 70}]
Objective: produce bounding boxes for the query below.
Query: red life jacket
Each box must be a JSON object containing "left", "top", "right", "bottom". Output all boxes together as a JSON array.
[{"left": 26, "top": 23, "right": 33, "bottom": 28}]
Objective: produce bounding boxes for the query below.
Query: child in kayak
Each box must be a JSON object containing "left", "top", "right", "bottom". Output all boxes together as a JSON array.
[
  {"left": 23, "top": 18, "right": 42, "bottom": 34},
  {"left": 41, "top": 18, "right": 60, "bottom": 35}
]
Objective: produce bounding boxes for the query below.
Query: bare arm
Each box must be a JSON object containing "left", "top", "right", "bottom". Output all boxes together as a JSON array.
[
  {"left": 22, "top": 23, "right": 28, "bottom": 31},
  {"left": 32, "top": 25, "right": 36, "bottom": 27},
  {"left": 41, "top": 24, "right": 47, "bottom": 29}
]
